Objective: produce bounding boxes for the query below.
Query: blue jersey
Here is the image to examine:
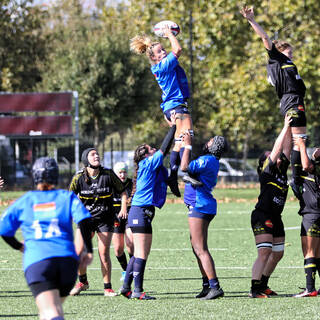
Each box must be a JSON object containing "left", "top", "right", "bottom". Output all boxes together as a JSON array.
[
  {"left": 184, "top": 183, "right": 196, "bottom": 207},
  {"left": 0, "top": 189, "right": 91, "bottom": 271},
  {"left": 187, "top": 155, "right": 219, "bottom": 214},
  {"left": 151, "top": 52, "right": 189, "bottom": 113},
  {"left": 132, "top": 150, "right": 164, "bottom": 206}
]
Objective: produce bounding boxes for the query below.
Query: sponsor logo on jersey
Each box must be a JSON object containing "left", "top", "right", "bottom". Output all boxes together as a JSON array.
[
  {"left": 265, "top": 220, "right": 273, "bottom": 228},
  {"left": 133, "top": 219, "right": 139, "bottom": 225},
  {"left": 298, "top": 105, "right": 305, "bottom": 111}
]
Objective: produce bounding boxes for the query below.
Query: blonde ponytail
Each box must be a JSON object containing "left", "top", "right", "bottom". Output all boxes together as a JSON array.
[{"left": 130, "top": 35, "right": 160, "bottom": 62}]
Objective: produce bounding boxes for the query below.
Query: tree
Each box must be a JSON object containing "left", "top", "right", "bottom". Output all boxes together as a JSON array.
[{"left": 0, "top": 0, "right": 48, "bottom": 91}]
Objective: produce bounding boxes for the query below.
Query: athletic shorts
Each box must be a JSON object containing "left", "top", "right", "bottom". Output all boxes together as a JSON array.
[
  {"left": 77, "top": 216, "right": 114, "bottom": 233},
  {"left": 251, "top": 209, "right": 285, "bottom": 237},
  {"left": 25, "top": 257, "right": 78, "bottom": 298},
  {"left": 300, "top": 213, "right": 320, "bottom": 237},
  {"left": 188, "top": 207, "right": 215, "bottom": 222},
  {"left": 113, "top": 214, "right": 128, "bottom": 234},
  {"left": 280, "top": 95, "right": 306, "bottom": 127},
  {"left": 128, "top": 205, "right": 155, "bottom": 234},
  {"left": 164, "top": 104, "right": 190, "bottom": 121}
]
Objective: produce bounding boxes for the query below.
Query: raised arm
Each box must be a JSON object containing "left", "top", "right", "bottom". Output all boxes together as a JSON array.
[
  {"left": 269, "top": 114, "right": 292, "bottom": 163},
  {"left": 180, "top": 132, "right": 192, "bottom": 172},
  {"left": 163, "top": 25, "right": 182, "bottom": 57},
  {"left": 240, "top": 6, "right": 272, "bottom": 50}
]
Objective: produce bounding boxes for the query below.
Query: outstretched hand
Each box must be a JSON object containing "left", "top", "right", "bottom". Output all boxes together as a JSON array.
[
  {"left": 284, "top": 113, "right": 292, "bottom": 128},
  {"left": 163, "top": 24, "right": 174, "bottom": 38},
  {"left": 240, "top": 5, "right": 255, "bottom": 21},
  {"left": 182, "top": 131, "right": 192, "bottom": 146}
]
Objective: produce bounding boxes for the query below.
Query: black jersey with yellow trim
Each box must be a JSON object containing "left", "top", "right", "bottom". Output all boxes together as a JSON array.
[
  {"left": 69, "top": 167, "right": 125, "bottom": 219},
  {"left": 266, "top": 44, "right": 306, "bottom": 100},
  {"left": 298, "top": 166, "right": 320, "bottom": 215},
  {"left": 255, "top": 155, "right": 289, "bottom": 215},
  {"left": 113, "top": 178, "right": 133, "bottom": 215}
]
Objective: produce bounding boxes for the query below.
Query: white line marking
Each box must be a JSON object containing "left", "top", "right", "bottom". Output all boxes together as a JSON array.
[
  {"left": 0, "top": 266, "right": 304, "bottom": 271},
  {"left": 159, "top": 226, "right": 300, "bottom": 232}
]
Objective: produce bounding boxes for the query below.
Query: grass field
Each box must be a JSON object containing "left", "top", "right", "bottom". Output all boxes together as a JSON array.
[{"left": 0, "top": 188, "right": 319, "bottom": 319}]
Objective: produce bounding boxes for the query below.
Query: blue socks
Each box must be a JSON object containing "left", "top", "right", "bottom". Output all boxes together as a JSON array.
[
  {"left": 208, "top": 277, "right": 220, "bottom": 289},
  {"left": 123, "top": 256, "right": 135, "bottom": 289},
  {"left": 133, "top": 257, "right": 147, "bottom": 293}
]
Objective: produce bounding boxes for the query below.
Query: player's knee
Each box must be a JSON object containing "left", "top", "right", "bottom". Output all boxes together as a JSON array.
[{"left": 256, "top": 242, "right": 272, "bottom": 260}]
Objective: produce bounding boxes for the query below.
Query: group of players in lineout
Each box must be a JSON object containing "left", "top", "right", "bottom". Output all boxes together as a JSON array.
[{"left": 0, "top": 5, "right": 320, "bottom": 320}]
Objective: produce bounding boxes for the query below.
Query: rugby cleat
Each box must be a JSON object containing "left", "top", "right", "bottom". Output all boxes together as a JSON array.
[
  {"left": 69, "top": 281, "right": 89, "bottom": 296},
  {"left": 195, "top": 286, "right": 210, "bottom": 298},
  {"left": 131, "top": 291, "right": 156, "bottom": 300},
  {"left": 262, "top": 287, "right": 278, "bottom": 296},
  {"left": 119, "top": 286, "right": 132, "bottom": 299},
  {"left": 293, "top": 289, "right": 318, "bottom": 298},
  {"left": 200, "top": 287, "right": 224, "bottom": 300},
  {"left": 249, "top": 290, "right": 269, "bottom": 298},
  {"left": 104, "top": 288, "right": 118, "bottom": 297}
]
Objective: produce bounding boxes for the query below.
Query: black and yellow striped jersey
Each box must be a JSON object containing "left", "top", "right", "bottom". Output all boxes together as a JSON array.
[
  {"left": 69, "top": 167, "right": 125, "bottom": 220},
  {"left": 255, "top": 155, "right": 289, "bottom": 215}
]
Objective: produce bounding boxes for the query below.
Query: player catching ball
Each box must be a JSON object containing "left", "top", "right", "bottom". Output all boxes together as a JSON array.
[
  {"left": 241, "top": 6, "right": 307, "bottom": 187},
  {"left": 130, "top": 22, "right": 194, "bottom": 197}
]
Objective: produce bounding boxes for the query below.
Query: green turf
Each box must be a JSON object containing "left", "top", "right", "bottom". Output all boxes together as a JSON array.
[{"left": 0, "top": 189, "right": 317, "bottom": 319}]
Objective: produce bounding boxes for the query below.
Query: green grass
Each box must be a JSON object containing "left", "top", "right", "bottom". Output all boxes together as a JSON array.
[{"left": 0, "top": 189, "right": 317, "bottom": 319}]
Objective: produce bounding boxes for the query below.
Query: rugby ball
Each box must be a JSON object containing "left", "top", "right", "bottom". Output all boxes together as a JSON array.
[{"left": 153, "top": 20, "right": 180, "bottom": 38}]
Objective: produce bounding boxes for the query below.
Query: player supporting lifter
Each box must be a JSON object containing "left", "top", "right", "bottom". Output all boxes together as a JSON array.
[
  {"left": 292, "top": 137, "right": 320, "bottom": 297},
  {"left": 130, "top": 24, "right": 197, "bottom": 197},
  {"left": 181, "top": 133, "right": 228, "bottom": 300},
  {"left": 112, "top": 161, "right": 134, "bottom": 281},
  {"left": 250, "top": 114, "right": 292, "bottom": 298},
  {"left": 241, "top": 6, "right": 307, "bottom": 187},
  {"left": 69, "top": 148, "right": 127, "bottom": 297},
  {"left": 0, "top": 157, "right": 93, "bottom": 320}
]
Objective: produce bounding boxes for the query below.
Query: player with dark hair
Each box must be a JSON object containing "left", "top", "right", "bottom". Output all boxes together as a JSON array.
[
  {"left": 0, "top": 157, "right": 93, "bottom": 320},
  {"left": 69, "top": 148, "right": 127, "bottom": 297},
  {"left": 112, "top": 161, "right": 134, "bottom": 281},
  {"left": 181, "top": 133, "right": 228, "bottom": 300},
  {"left": 250, "top": 115, "right": 292, "bottom": 298},
  {"left": 241, "top": 6, "right": 307, "bottom": 188},
  {"left": 292, "top": 137, "right": 320, "bottom": 297},
  {"left": 120, "top": 116, "right": 176, "bottom": 300},
  {"left": 130, "top": 25, "right": 194, "bottom": 197}
]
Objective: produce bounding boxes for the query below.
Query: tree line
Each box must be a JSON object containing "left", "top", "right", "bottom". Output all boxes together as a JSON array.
[{"left": 1, "top": 0, "right": 320, "bottom": 160}]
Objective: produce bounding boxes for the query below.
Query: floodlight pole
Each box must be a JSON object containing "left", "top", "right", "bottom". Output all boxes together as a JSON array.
[{"left": 73, "top": 91, "right": 80, "bottom": 172}]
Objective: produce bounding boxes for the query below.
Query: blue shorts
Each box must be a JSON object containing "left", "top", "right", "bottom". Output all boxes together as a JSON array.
[
  {"left": 128, "top": 205, "right": 155, "bottom": 234},
  {"left": 25, "top": 257, "right": 78, "bottom": 297},
  {"left": 188, "top": 208, "right": 215, "bottom": 222},
  {"left": 164, "top": 104, "right": 189, "bottom": 121}
]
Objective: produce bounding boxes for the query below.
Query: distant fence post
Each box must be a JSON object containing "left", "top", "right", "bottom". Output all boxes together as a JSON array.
[{"left": 73, "top": 91, "right": 79, "bottom": 173}]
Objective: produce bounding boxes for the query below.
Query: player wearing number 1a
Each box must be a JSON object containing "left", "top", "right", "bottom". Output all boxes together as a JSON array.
[{"left": 0, "top": 157, "right": 93, "bottom": 320}]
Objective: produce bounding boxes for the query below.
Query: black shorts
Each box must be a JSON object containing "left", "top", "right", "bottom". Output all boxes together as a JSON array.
[
  {"left": 25, "top": 257, "right": 78, "bottom": 298},
  {"left": 300, "top": 213, "right": 320, "bottom": 237},
  {"left": 280, "top": 95, "right": 306, "bottom": 127},
  {"left": 77, "top": 216, "right": 114, "bottom": 233},
  {"left": 251, "top": 209, "right": 285, "bottom": 237},
  {"left": 164, "top": 104, "right": 190, "bottom": 121},
  {"left": 113, "top": 215, "right": 128, "bottom": 234},
  {"left": 128, "top": 205, "right": 155, "bottom": 234}
]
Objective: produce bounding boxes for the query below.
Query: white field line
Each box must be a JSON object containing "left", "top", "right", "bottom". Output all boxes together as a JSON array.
[
  {"left": 158, "top": 226, "right": 300, "bottom": 232},
  {"left": 0, "top": 266, "right": 303, "bottom": 271}
]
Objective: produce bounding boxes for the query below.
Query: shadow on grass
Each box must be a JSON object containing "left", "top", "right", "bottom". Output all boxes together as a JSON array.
[{"left": 146, "top": 276, "right": 252, "bottom": 281}]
